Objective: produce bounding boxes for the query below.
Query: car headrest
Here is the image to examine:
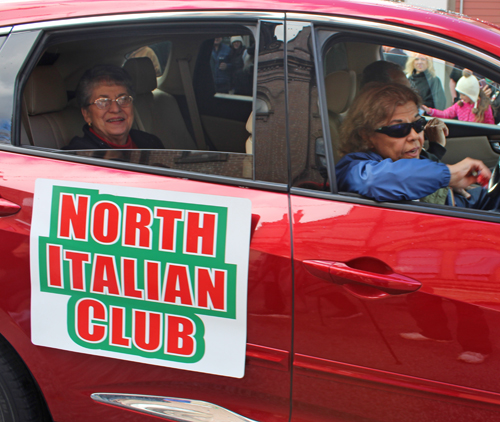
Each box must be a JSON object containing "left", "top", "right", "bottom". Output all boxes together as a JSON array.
[
  {"left": 24, "top": 66, "right": 68, "bottom": 115},
  {"left": 123, "top": 57, "right": 157, "bottom": 95},
  {"left": 325, "top": 70, "right": 356, "bottom": 115}
]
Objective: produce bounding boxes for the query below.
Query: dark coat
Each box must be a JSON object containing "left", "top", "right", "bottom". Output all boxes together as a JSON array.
[
  {"left": 409, "top": 69, "right": 446, "bottom": 110},
  {"left": 64, "top": 125, "right": 164, "bottom": 150}
]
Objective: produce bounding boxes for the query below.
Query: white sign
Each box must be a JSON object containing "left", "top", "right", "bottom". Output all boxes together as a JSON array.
[{"left": 30, "top": 179, "right": 252, "bottom": 378}]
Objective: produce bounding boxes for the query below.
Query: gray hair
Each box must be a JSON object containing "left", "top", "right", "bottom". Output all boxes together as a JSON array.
[{"left": 76, "top": 64, "right": 135, "bottom": 108}]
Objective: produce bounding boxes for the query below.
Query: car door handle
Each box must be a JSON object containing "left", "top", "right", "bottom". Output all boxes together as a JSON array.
[
  {"left": 0, "top": 198, "right": 21, "bottom": 216},
  {"left": 303, "top": 259, "right": 421, "bottom": 295}
]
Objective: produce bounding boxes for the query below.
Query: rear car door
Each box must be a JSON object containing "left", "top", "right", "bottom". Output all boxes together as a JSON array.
[
  {"left": 287, "top": 15, "right": 500, "bottom": 422},
  {"left": 0, "top": 14, "right": 293, "bottom": 422}
]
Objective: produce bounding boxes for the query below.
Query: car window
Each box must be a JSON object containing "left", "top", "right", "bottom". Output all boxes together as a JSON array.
[
  {"left": 383, "top": 47, "right": 500, "bottom": 126},
  {"left": 16, "top": 22, "right": 279, "bottom": 182},
  {"left": 288, "top": 22, "right": 330, "bottom": 191},
  {"left": 127, "top": 42, "right": 171, "bottom": 77},
  {"left": 310, "top": 31, "right": 500, "bottom": 218}
]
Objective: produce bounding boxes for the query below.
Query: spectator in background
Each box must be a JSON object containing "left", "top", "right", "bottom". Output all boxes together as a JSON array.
[
  {"left": 406, "top": 53, "right": 446, "bottom": 110},
  {"left": 222, "top": 36, "right": 246, "bottom": 93},
  {"left": 423, "top": 70, "right": 494, "bottom": 124},
  {"left": 233, "top": 44, "right": 254, "bottom": 96},
  {"left": 210, "top": 37, "right": 231, "bottom": 93}
]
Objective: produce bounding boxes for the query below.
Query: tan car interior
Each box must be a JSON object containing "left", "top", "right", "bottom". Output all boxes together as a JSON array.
[
  {"left": 323, "top": 40, "right": 500, "bottom": 169},
  {"left": 323, "top": 42, "right": 380, "bottom": 160},
  {"left": 21, "top": 30, "right": 252, "bottom": 153},
  {"left": 20, "top": 30, "right": 500, "bottom": 178}
]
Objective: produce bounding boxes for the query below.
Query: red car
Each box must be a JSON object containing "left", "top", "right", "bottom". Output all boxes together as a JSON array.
[{"left": 1, "top": 0, "right": 500, "bottom": 421}]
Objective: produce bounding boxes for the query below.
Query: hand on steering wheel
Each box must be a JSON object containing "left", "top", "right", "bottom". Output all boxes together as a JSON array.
[{"left": 488, "top": 158, "right": 500, "bottom": 196}]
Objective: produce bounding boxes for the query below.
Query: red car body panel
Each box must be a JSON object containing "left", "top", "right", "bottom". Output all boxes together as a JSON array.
[
  {"left": 0, "top": 150, "right": 293, "bottom": 421},
  {"left": 291, "top": 195, "right": 500, "bottom": 421},
  {"left": 1, "top": 0, "right": 500, "bottom": 420}
]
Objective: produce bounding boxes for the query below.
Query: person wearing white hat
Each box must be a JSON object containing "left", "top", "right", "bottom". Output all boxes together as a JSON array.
[
  {"left": 422, "top": 70, "right": 494, "bottom": 124},
  {"left": 222, "top": 36, "right": 246, "bottom": 93}
]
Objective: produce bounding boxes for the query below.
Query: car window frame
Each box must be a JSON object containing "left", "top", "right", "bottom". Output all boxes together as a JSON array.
[
  {"left": 0, "top": 12, "right": 291, "bottom": 193},
  {"left": 286, "top": 12, "right": 500, "bottom": 223}
]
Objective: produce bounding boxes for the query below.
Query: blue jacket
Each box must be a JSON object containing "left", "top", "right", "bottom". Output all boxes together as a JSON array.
[
  {"left": 210, "top": 43, "right": 231, "bottom": 90},
  {"left": 335, "top": 151, "right": 451, "bottom": 202}
]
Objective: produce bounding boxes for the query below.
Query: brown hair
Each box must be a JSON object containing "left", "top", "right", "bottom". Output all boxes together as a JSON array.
[
  {"left": 339, "top": 82, "right": 422, "bottom": 156},
  {"left": 473, "top": 89, "right": 491, "bottom": 123}
]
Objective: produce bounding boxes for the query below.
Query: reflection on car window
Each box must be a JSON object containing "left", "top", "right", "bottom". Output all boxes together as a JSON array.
[
  {"left": 60, "top": 149, "right": 253, "bottom": 179},
  {"left": 320, "top": 36, "right": 500, "bottom": 215},
  {"left": 20, "top": 25, "right": 259, "bottom": 181}
]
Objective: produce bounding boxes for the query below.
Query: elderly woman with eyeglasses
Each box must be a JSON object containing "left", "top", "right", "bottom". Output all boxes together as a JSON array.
[
  {"left": 65, "top": 64, "right": 163, "bottom": 150},
  {"left": 335, "top": 82, "right": 499, "bottom": 210}
]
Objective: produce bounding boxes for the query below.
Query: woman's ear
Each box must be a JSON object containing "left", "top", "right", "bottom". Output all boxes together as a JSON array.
[
  {"left": 360, "top": 129, "right": 373, "bottom": 147},
  {"left": 81, "top": 108, "right": 91, "bottom": 125}
]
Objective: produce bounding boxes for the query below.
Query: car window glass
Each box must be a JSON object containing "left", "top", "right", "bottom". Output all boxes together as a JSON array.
[
  {"left": 18, "top": 24, "right": 263, "bottom": 182},
  {"left": 127, "top": 42, "right": 171, "bottom": 77},
  {"left": 383, "top": 47, "right": 500, "bottom": 126},
  {"left": 210, "top": 35, "right": 253, "bottom": 98},
  {"left": 320, "top": 36, "right": 500, "bottom": 215},
  {"left": 0, "top": 31, "right": 41, "bottom": 145},
  {"left": 288, "top": 22, "right": 330, "bottom": 191},
  {"left": 252, "top": 21, "right": 287, "bottom": 184}
]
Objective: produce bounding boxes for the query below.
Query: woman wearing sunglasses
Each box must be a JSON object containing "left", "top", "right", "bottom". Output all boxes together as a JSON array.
[
  {"left": 65, "top": 64, "right": 164, "bottom": 150},
  {"left": 336, "top": 82, "right": 496, "bottom": 209}
]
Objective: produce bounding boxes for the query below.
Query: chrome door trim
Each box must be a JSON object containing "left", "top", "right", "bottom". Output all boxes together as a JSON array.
[
  {"left": 12, "top": 11, "right": 285, "bottom": 32},
  {"left": 91, "top": 393, "right": 259, "bottom": 422},
  {"left": 286, "top": 12, "right": 500, "bottom": 68},
  {"left": 0, "top": 27, "right": 12, "bottom": 36}
]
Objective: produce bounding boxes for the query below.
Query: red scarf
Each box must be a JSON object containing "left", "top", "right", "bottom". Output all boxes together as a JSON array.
[{"left": 90, "top": 128, "right": 137, "bottom": 149}]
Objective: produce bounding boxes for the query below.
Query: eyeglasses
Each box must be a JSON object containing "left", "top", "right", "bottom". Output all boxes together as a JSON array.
[
  {"left": 375, "top": 116, "right": 426, "bottom": 138},
  {"left": 87, "top": 95, "right": 133, "bottom": 110}
]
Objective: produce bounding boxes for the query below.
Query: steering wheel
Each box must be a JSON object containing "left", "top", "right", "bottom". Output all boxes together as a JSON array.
[{"left": 488, "top": 158, "right": 500, "bottom": 196}]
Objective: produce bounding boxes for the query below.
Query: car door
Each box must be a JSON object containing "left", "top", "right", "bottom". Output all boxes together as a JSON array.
[
  {"left": 0, "top": 15, "right": 293, "bottom": 422},
  {"left": 286, "top": 16, "right": 500, "bottom": 422}
]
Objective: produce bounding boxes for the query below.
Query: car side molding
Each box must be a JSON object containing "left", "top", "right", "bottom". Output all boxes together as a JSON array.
[{"left": 91, "top": 393, "right": 259, "bottom": 422}]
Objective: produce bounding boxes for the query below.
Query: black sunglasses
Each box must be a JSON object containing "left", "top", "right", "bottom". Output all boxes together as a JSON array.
[{"left": 375, "top": 116, "right": 426, "bottom": 138}]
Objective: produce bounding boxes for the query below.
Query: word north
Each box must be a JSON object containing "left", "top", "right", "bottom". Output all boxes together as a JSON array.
[{"left": 58, "top": 192, "right": 218, "bottom": 256}]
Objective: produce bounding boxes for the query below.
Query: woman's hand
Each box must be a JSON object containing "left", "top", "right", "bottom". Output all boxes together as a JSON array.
[
  {"left": 447, "top": 158, "right": 491, "bottom": 189},
  {"left": 425, "top": 118, "right": 448, "bottom": 147}
]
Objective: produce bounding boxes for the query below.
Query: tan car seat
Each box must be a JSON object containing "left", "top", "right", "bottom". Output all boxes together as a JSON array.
[
  {"left": 123, "top": 57, "right": 197, "bottom": 150},
  {"left": 23, "top": 66, "right": 84, "bottom": 148},
  {"left": 324, "top": 70, "right": 356, "bottom": 163}
]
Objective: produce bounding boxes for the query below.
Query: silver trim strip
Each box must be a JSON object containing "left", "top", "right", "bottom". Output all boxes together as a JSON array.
[
  {"left": 12, "top": 11, "right": 284, "bottom": 32},
  {"left": 0, "top": 27, "right": 12, "bottom": 36},
  {"left": 91, "top": 393, "right": 259, "bottom": 422},
  {"left": 287, "top": 12, "right": 500, "bottom": 68}
]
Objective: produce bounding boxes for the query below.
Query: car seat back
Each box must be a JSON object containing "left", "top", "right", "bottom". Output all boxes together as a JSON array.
[
  {"left": 123, "top": 57, "right": 197, "bottom": 150},
  {"left": 324, "top": 70, "right": 356, "bottom": 163},
  {"left": 22, "top": 66, "right": 84, "bottom": 149}
]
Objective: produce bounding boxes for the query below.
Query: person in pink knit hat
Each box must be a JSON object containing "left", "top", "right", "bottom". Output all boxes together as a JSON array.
[{"left": 422, "top": 71, "right": 494, "bottom": 124}]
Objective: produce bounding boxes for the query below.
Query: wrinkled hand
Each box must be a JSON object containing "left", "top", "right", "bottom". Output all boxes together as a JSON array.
[
  {"left": 447, "top": 158, "right": 491, "bottom": 189},
  {"left": 425, "top": 118, "right": 449, "bottom": 147}
]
